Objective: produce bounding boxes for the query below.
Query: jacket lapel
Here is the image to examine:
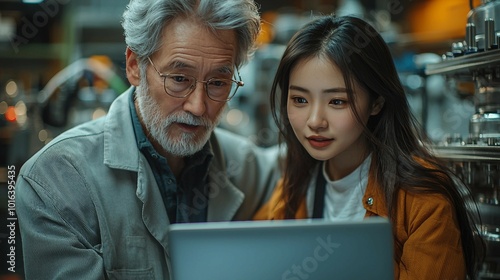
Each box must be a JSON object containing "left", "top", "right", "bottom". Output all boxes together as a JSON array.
[
  {"left": 206, "top": 163, "right": 245, "bottom": 221},
  {"left": 104, "top": 87, "right": 140, "bottom": 171},
  {"left": 104, "top": 87, "right": 170, "bottom": 251},
  {"left": 136, "top": 156, "right": 171, "bottom": 251},
  {"left": 205, "top": 132, "right": 245, "bottom": 221},
  {"left": 104, "top": 87, "right": 245, "bottom": 234}
]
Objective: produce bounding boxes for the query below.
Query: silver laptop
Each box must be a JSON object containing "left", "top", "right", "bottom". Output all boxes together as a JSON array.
[{"left": 168, "top": 217, "right": 394, "bottom": 280}]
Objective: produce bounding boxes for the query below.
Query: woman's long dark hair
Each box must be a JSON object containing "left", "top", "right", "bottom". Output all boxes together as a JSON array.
[{"left": 270, "top": 14, "right": 484, "bottom": 278}]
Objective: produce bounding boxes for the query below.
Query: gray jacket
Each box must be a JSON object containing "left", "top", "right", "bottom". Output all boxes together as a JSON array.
[{"left": 16, "top": 87, "right": 281, "bottom": 279}]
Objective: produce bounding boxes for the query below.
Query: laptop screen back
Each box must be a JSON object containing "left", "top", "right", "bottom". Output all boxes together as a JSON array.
[{"left": 168, "top": 217, "right": 394, "bottom": 280}]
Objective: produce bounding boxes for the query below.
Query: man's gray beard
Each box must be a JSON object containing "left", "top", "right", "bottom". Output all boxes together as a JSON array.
[{"left": 135, "top": 80, "right": 225, "bottom": 157}]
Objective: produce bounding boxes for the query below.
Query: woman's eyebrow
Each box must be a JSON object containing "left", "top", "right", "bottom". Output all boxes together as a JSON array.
[
  {"left": 323, "top": 87, "right": 348, "bottom": 93},
  {"left": 289, "top": 85, "right": 348, "bottom": 94}
]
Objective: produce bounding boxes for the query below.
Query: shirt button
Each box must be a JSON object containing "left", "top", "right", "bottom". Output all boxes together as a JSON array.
[{"left": 366, "top": 197, "right": 374, "bottom": 206}]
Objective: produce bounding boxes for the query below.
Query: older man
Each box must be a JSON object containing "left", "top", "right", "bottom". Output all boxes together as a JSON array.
[{"left": 16, "top": 0, "right": 280, "bottom": 278}]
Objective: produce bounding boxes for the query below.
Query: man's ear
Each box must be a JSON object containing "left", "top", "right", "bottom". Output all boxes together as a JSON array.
[
  {"left": 125, "top": 47, "right": 141, "bottom": 86},
  {"left": 370, "top": 96, "right": 385, "bottom": 116}
]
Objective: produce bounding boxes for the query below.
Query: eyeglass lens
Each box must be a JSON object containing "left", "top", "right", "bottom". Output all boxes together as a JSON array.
[{"left": 163, "top": 74, "right": 238, "bottom": 101}]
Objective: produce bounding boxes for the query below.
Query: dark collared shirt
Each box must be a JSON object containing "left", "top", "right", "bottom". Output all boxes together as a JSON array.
[{"left": 129, "top": 92, "right": 212, "bottom": 223}]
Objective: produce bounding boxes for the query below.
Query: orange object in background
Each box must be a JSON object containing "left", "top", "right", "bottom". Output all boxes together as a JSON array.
[
  {"left": 257, "top": 11, "right": 279, "bottom": 45},
  {"left": 408, "top": 0, "right": 482, "bottom": 43},
  {"left": 0, "top": 275, "right": 23, "bottom": 280},
  {"left": 4, "top": 106, "right": 16, "bottom": 122}
]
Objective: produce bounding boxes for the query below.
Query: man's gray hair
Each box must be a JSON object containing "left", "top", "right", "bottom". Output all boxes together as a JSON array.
[{"left": 122, "top": 0, "right": 261, "bottom": 68}]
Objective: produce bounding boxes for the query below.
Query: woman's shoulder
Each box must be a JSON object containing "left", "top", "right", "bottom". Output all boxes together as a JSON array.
[
  {"left": 253, "top": 178, "right": 286, "bottom": 220},
  {"left": 395, "top": 187, "right": 458, "bottom": 228},
  {"left": 253, "top": 178, "right": 309, "bottom": 220}
]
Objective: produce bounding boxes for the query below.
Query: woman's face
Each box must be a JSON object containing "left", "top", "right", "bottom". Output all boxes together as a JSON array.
[{"left": 286, "top": 57, "right": 383, "bottom": 179}]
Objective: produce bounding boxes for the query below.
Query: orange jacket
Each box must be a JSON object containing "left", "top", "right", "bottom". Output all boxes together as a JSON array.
[{"left": 254, "top": 171, "right": 466, "bottom": 280}]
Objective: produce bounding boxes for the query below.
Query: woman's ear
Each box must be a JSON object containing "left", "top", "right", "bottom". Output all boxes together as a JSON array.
[
  {"left": 370, "top": 96, "right": 385, "bottom": 116},
  {"left": 125, "top": 47, "right": 141, "bottom": 86}
]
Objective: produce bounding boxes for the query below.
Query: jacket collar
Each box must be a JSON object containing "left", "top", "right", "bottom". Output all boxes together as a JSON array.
[
  {"left": 103, "top": 87, "right": 245, "bottom": 222},
  {"left": 205, "top": 131, "right": 245, "bottom": 221},
  {"left": 104, "top": 86, "right": 141, "bottom": 171},
  {"left": 362, "top": 168, "right": 389, "bottom": 217},
  {"left": 362, "top": 159, "right": 389, "bottom": 217},
  {"left": 295, "top": 163, "right": 389, "bottom": 219}
]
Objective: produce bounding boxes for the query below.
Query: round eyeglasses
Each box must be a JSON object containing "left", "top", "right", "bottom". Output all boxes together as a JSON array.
[{"left": 147, "top": 57, "right": 244, "bottom": 102}]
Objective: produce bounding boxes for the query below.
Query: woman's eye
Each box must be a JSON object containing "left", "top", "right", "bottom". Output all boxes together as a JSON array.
[
  {"left": 330, "top": 99, "right": 346, "bottom": 106},
  {"left": 292, "top": 97, "right": 307, "bottom": 104}
]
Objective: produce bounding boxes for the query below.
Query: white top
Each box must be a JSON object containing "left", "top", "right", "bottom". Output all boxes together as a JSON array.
[{"left": 306, "top": 155, "right": 371, "bottom": 221}]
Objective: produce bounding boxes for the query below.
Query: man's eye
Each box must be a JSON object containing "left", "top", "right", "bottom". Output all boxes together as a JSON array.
[
  {"left": 170, "top": 75, "right": 190, "bottom": 83},
  {"left": 209, "top": 80, "right": 229, "bottom": 87}
]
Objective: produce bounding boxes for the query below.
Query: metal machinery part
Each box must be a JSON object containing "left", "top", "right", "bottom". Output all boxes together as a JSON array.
[{"left": 426, "top": 1, "right": 500, "bottom": 278}]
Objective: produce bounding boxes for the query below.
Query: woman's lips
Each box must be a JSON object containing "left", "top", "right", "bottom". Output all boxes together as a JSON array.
[{"left": 307, "top": 136, "right": 333, "bottom": 148}]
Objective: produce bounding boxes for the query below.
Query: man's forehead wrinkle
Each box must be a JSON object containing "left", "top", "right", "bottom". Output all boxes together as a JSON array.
[{"left": 161, "top": 58, "right": 233, "bottom": 74}]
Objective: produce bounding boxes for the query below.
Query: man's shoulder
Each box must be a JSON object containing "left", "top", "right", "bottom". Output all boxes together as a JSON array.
[
  {"left": 44, "top": 118, "right": 105, "bottom": 149},
  {"left": 211, "top": 127, "right": 282, "bottom": 165},
  {"left": 212, "top": 127, "right": 259, "bottom": 149},
  {"left": 213, "top": 127, "right": 248, "bottom": 140},
  {"left": 20, "top": 118, "right": 106, "bottom": 175}
]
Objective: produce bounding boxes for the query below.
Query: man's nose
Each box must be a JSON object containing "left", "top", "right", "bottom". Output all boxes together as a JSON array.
[{"left": 183, "top": 82, "right": 207, "bottom": 117}]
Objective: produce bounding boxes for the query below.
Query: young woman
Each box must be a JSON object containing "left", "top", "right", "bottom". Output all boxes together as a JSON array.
[{"left": 254, "top": 15, "right": 484, "bottom": 279}]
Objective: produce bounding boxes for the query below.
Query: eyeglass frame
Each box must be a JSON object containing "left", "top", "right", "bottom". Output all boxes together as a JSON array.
[{"left": 147, "top": 57, "right": 244, "bottom": 102}]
